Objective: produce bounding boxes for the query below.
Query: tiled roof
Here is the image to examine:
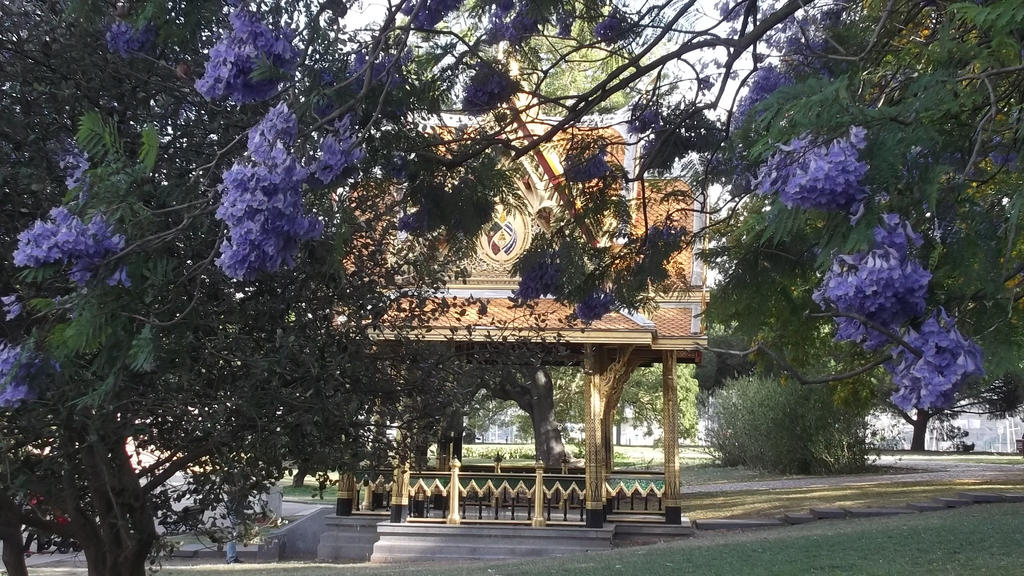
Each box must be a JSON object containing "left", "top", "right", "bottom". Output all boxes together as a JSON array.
[{"left": 383, "top": 296, "right": 702, "bottom": 342}]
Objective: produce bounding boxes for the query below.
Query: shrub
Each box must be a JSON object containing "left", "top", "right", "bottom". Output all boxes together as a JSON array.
[{"left": 705, "top": 373, "right": 871, "bottom": 474}]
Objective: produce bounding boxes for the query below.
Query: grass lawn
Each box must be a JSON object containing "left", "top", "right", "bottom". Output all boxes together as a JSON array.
[{"left": 35, "top": 503, "right": 1022, "bottom": 576}]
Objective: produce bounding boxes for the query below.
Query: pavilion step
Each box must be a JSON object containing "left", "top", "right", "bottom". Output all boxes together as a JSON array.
[
  {"left": 933, "top": 497, "right": 973, "bottom": 508},
  {"left": 998, "top": 493, "right": 1024, "bottom": 503},
  {"left": 956, "top": 492, "right": 1005, "bottom": 503},
  {"left": 808, "top": 507, "right": 848, "bottom": 519},
  {"left": 612, "top": 519, "right": 695, "bottom": 538},
  {"left": 907, "top": 502, "right": 947, "bottom": 512},
  {"left": 371, "top": 522, "right": 613, "bottom": 563},
  {"left": 781, "top": 512, "right": 816, "bottom": 525},
  {"left": 843, "top": 507, "right": 917, "bottom": 518},
  {"left": 694, "top": 518, "right": 785, "bottom": 530}
]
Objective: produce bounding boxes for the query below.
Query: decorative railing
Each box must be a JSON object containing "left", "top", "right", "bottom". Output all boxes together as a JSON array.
[
  {"left": 605, "top": 472, "right": 665, "bottom": 513},
  {"left": 353, "top": 465, "right": 668, "bottom": 522}
]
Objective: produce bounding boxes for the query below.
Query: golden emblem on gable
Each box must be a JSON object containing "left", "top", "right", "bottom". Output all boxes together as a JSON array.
[{"left": 477, "top": 207, "right": 531, "bottom": 266}]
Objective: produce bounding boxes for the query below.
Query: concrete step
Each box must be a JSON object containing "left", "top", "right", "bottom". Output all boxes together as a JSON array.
[
  {"left": 933, "top": 497, "right": 973, "bottom": 508},
  {"left": 371, "top": 522, "right": 613, "bottom": 562},
  {"left": 694, "top": 518, "right": 786, "bottom": 530},
  {"left": 781, "top": 512, "right": 816, "bottom": 525},
  {"left": 998, "top": 493, "right": 1024, "bottom": 503},
  {"left": 956, "top": 492, "right": 1005, "bottom": 503},
  {"left": 612, "top": 520, "right": 695, "bottom": 538},
  {"left": 844, "top": 507, "right": 917, "bottom": 518},
  {"left": 808, "top": 507, "right": 848, "bottom": 519},
  {"left": 907, "top": 502, "right": 947, "bottom": 512}
]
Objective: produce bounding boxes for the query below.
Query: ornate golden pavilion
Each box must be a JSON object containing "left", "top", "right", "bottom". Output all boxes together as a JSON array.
[{"left": 350, "top": 108, "right": 711, "bottom": 533}]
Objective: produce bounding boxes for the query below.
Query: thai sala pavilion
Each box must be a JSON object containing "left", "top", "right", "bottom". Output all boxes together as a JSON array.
[{"left": 317, "top": 110, "right": 709, "bottom": 562}]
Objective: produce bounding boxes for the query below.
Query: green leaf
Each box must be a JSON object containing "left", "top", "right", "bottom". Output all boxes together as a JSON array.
[
  {"left": 76, "top": 111, "right": 124, "bottom": 161},
  {"left": 139, "top": 124, "right": 159, "bottom": 174},
  {"left": 127, "top": 325, "right": 156, "bottom": 373}
]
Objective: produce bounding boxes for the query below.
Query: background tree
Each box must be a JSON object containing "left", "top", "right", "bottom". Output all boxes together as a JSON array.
[{"left": 703, "top": 0, "right": 1024, "bottom": 450}]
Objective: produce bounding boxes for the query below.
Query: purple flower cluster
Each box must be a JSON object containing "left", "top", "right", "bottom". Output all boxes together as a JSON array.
[
  {"left": 594, "top": 9, "right": 626, "bottom": 44},
  {"left": 575, "top": 290, "right": 616, "bottom": 322},
  {"left": 627, "top": 102, "right": 663, "bottom": 135},
  {"left": 887, "top": 309, "right": 985, "bottom": 411},
  {"left": 196, "top": 7, "right": 298, "bottom": 104},
  {"left": 754, "top": 126, "right": 869, "bottom": 214},
  {"left": 0, "top": 340, "right": 37, "bottom": 408},
  {"left": 462, "top": 64, "right": 518, "bottom": 114},
  {"left": 313, "top": 116, "right": 365, "bottom": 185},
  {"left": 2, "top": 295, "right": 21, "bottom": 321},
  {"left": 733, "top": 66, "right": 792, "bottom": 128},
  {"left": 563, "top": 149, "right": 611, "bottom": 183},
  {"left": 106, "top": 20, "right": 155, "bottom": 57},
  {"left": 554, "top": 7, "right": 575, "bottom": 37},
  {"left": 215, "top": 103, "right": 322, "bottom": 280},
  {"left": 645, "top": 224, "right": 686, "bottom": 249},
  {"left": 397, "top": 209, "right": 430, "bottom": 233},
  {"left": 58, "top": 144, "right": 90, "bottom": 198},
  {"left": 348, "top": 49, "right": 410, "bottom": 89},
  {"left": 401, "top": 0, "right": 465, "bottom": 29},
  {"left": 488, "top": 0, "right": 541, "bottom": 44},
  {"left": 247, "top": 102, "right": 298, "bottom": 162},
  {"left": 514, "top": 251, "right": 563, "bottom": 301},
  {"left": 814, "top": 214, "right": 931, "bottom": 351},
  {"left": 814, "top": 212, "right": 986, "bottom": 410},
  {"left": 13, "top": 206, "right": 126, "bottom": 285}
]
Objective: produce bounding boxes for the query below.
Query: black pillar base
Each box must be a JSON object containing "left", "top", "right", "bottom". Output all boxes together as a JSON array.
[
  {"left": 664, "top": 506, "right": 682, "bottom": 525},
  {"left": 389, "top": 503, "right": 405, "bottom": 523},
  {"left": 336, "top": 497, "right": 353, "bottom": 516},
  {"left": 585, "top": 507, "right": 604, "bottom": 528},
  {"left": 411, "top": 499, "right": 426, "bottom": 518}
]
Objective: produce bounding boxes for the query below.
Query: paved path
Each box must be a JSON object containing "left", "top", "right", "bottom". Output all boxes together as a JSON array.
[
  {"left": 683, "top": 455, "right": 1023, "bottom": 494},
  {"left": 0, "top": 500, "right": 331, "bottom": 570}
]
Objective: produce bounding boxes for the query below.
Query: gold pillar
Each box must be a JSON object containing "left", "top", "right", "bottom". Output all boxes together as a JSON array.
[
  {"left": 336, "top": 472, "right": 355, "bottom": 516},
  {"left": 583, "top": 344, "right": 607, "bottom": 528},
  {"left": 389, "top": 462, "right": 409, "bottom": 523},
  {"left": 662, "top": 350, "right": 682, "bottom": 524},
  {"left": 362, "top": 475, "right": 374, "bottom": 511},
  {"left": 532, "top": 461, "right": 546, "bottom": 527},
  {"left": 446, "top": 459, "right": 462, "bottom": 525}
]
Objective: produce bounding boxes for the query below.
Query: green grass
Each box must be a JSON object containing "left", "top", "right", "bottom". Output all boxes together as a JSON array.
[{"left": 36, "top": 503, "right": 1024, "bottom": 575}]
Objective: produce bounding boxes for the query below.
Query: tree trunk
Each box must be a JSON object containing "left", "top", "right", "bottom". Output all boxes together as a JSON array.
[
  {"left": 437, "top": 409, "right": 464, "bottom": 464},
  {"left": 291, "top": 466, "right": 308, "bottom": 487},
  {"left": 0, "top": 493, "right": 28, "bottom": 576},
  {"left": 489, "top": 367, "right": 567, "bottom": 466},
  {"left": 0, "top": 526, "right": 28, "bottom": 576},
  {"left": 75, "top": 434, "right": 158, "bottom": 576},
  {"left": 905, "top": 409, "right": 932, "bottom": 452}
]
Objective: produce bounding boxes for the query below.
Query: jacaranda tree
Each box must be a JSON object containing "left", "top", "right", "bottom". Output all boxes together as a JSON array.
[
  {"left": 2, "top": 0, "right": 1022, "bottom": 574},
  {"left": 705, "top": 0, "right": 1024, "bottom": 448}
]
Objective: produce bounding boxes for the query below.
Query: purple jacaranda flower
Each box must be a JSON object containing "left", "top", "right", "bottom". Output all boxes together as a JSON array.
[
  {"left": 514, "top": 250, "right": 563, "bottom": 301},
  {"left": 754, "top": 126, "right": 869, "bottom": 215},
  {"left": 462, "top": 64, "right": 518, "bottom": 113},
  {"left": 887, "top": 309, "right": 984, "bottom": 411},
  {"left": 575, "top": 289, "right": 616, "bottom": 322},
  {"left": 196, "top": 7, "right": 298, "bottom": 104},
  {"left": 2, "top": 295, "right": 22, "bottom": 321},
  {"left": 312, "top": 116, "right": 364, "bottom": 185}
]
